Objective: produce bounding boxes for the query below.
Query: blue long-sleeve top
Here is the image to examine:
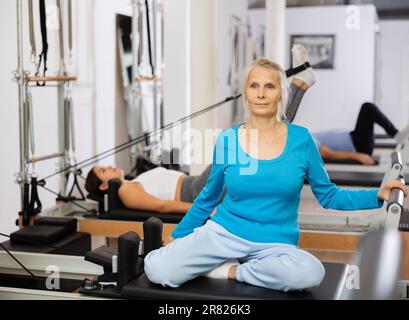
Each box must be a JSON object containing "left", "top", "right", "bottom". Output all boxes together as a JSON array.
[{"left": 172, "top": 123, "right": 383, "bottom": 245}]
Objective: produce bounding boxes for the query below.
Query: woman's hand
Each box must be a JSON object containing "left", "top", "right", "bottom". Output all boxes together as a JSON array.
[
  {"left": 356, "top": 153, "right": 375, "bottom": 166},
  {"left": 163, "top": 235, "right": 174, "bottom": 246},
  {"left": 378, "top": 179, "right": 408, "bottom": 201}
]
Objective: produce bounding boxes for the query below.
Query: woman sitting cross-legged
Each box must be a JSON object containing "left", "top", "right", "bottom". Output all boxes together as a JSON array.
[{"left": 142, "top": 58, "right": 407, "bottom": 293}]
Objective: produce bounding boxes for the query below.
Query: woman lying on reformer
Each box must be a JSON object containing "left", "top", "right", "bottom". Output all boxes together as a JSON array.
[
  {"left": 85, "top": 45, "right": 316, "bottom": 215},
  {"left": 311, "top": 102, "right": 404, "bottom": 165}
]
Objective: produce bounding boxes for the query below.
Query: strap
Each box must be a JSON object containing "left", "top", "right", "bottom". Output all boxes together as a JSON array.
[
  {"left": 67, "top": 0, "right": 73, "bottom": 61},
  {"left": 57, "top": 0, "right": 66, "bottom": 73},
  {"left": 27, "top": 89, "right": 35, "bottom": 156},
  {"left": 35, "top": 0, "right": 48, "bottom": 86},
  {"left": 64, "top": 96, "right": 70, "bottom": 151},
  {"left": 68, "top": 95, "right": 76, "bottom": 153},
  {"left": 137, "top": 3, "right": 151, "bottom": 76},
  {"left": 21, "top": 183, "right": 30, "bottom": 226},
  {"left": 227, "top": 17, "right": 239, "bottom": 86},
  {"left": 28, "top": 0, "right": 37, "bottom": 65},
  {"left": 285, "top": 62, "right": 311, "bottom": 78},
  {"left": 28, "top": 177, "right": 43, "bottom": 216},
  {"left": 138, "top": 4, "right": 144, "bottom": 67},
  {"left": 66, "top": 169, "right": 85, "bottom": 201},
  {"left": 151, "top": 0, "right": 157, "bottom": 74},
  {"left": 145, "top": 0, "right": 155, "bottom": 76},
  {"left": 144, "top": 132, "right": 150, "bottom": 149}
]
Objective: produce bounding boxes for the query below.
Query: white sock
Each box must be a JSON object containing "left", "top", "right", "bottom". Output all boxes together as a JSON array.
[
  {"left": 203, "top": 260, "right": 239, "bottom": 280},
  {"left": 292, "top": 44, "right": 316, "bottom": 88}
]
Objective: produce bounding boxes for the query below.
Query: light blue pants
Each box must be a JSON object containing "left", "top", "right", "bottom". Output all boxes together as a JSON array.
[{"left": 144, "top": 220, "right": 325, "bottom": 292}]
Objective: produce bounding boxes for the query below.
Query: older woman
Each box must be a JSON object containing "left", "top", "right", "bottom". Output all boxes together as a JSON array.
[{"left": 143, "top": 58, "right": 407, "bottom": 292}]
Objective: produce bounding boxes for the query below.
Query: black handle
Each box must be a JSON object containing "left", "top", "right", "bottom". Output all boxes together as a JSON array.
[
  {"left": 118, "top": 231, "right": 141, "bottom": 289},
  {"left": 387, "top": 178, "right": 405, "bottom": 212},
  {"left": 143, "top": 217, "right": 163, "bottom": 256}
]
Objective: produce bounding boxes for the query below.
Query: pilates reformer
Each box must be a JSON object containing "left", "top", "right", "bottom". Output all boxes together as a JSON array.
[
  {"left": 322, "top": 131, "right": 409, "bottom": 175},
  {"left": 14, "top": 0, "right": 80, "bottom": 229},
  {"left": 35, "top": 146, "right": 409, "bottom": 294},
  {"left": 301, "top": 152, "right": 409, "bottom": 231},
  {"left": 5, "top": 0, "right": 409, "bottom": 300},
  {"left": 14, "top": 80, "right": 404, "bottom": 256},
  {"left": 0, "top": 191, "right": 405, "bottom": 300},
  {"left": 297, "top": 111, "right": 409, "bottom": 186},
  {"left": 301, "top": 141, "right": 409, "bottom": 211},
  {"left": 302, "top": 107, "right": 409, "bottom": 172},
  {"left": 77, "top": 209, "right": 404, "bottom": 300},
  {"left": 2, "top": 115, "right": 404, "bottom": 299},
  {"left": 4, "top": 0, "right": 93, "bottom": 254}
]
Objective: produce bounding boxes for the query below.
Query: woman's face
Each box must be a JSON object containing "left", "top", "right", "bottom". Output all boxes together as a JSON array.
[
  {"left": 94, "top": 166, "right": 124, "bottom": 183},
  {"left": 245, "top": 67, "right": 282, "bottom": 119}
]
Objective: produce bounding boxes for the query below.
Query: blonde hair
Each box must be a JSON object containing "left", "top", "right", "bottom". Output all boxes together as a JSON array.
[{"left": 243, "top": 58, "right": 289, "bottom": 122}]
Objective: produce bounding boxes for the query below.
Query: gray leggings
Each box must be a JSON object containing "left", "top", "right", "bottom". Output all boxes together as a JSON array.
[
  {"left": 286, "top": 83, "right": 306, "bottom": 122},
  {"left": 180, "top": 165, "right": 213, "bottom": 202},
  {"left": 179, "top": 83, "right": 306, "bottom": 202}
]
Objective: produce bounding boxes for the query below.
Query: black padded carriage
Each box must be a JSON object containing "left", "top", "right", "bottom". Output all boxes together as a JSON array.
[
  {"left": 323, "top": 155, "right": 380, "bottom": 166},
  {"left": 79, "top": 216, "right": 403, "bottom": 300},
  {"left": 305, "top": 171, "right": 409, "bottom": 187},
  {"left": 81, "top": 262, "right": 346, "bottom": 300},
  {"left": 1, "top": 217, "right": 90, "bottom": 256},
  {"left": 121, "top": 263, "right": 345, "bottom": 300}
]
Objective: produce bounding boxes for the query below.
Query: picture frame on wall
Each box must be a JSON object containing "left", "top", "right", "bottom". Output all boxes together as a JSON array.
[{"left": 290, "top": 35, "right": 336, "bottom": 69}]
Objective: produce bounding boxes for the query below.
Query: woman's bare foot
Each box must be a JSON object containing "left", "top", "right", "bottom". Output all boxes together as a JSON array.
[
  {"left": 228, "top": 265, "right": 237, "bottom": 280},
  {"left": 203, "top": 260, "right": 239, "bottom": 280}
]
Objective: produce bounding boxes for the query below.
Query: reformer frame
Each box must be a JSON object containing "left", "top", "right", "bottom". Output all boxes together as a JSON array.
[{"left": 14, "top": 0, "right": 77, "bottom": 228}]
